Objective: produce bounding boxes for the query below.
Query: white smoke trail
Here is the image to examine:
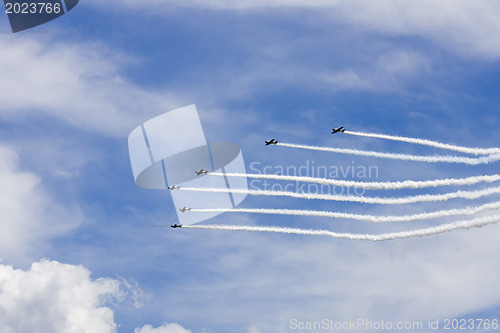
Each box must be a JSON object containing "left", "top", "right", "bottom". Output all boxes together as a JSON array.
[
  {"left": 189, "top": 201, "right": 500, "bottom": 223},
  {"left": 210, "top": 172, "right": 500, "bottom": 190},
  {"left": 276, "top": 143, "right": 500, "bottom": 165},
  {"left": 182, "top": 214, "right": 500, "bottom": 241},
  {"left": 179, "top": 186, "right": 500, "bottom": 205},
  {"left": 343, "top": 130, "right": 500, "bottom": 156}
]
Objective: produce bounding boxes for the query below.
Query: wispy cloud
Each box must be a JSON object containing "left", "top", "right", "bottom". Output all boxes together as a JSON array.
[
  {"left": 134, "top": 323, "right": 192, "bottom": 333},
  {"left": 88, "top": 0, "right": 500, "bottom": 59},
  {"left": 0, "top": 145, "right": 82, "bottom": 263},
  {"left": 1, "top": 2, "right": 499, "bottom": 331},
  {"left": 167, "top": 219, "right": 500, "bottom": 329},
  {"left": 0, "top": 36, "right": 181, "bottom": 136}
]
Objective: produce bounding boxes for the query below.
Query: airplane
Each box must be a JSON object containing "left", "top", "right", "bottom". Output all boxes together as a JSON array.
[
  {"left": 168, "top": 185, "right": 180, "bottom": 190},
  {"left": 331, "top": 127, "right": 345, "bottom": 134},
  {"left": 179, "top": 207, "right": 191, "bottom": 212},
  {"left": 265, "top": 139, "right": 278, "bottom": 145},
  {"left": 195, "top": 169, "right": 208, "bottom": 176},
  {"left": 171, "top": 224, "right": 182, "bottom": 228}
]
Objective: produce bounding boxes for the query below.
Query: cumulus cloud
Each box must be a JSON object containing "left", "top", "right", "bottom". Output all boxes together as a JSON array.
[
  {"left": 134, "top": 323, "right": 192, "bottom": 333},
  {"left": 0, "top": 145, "right": 82, "bottom": 263},
  {"left": 0, "top": 36, "right": 180, "bottom": 136},
  {"left": 0, "top": 259, "right": 123, "bottom": 333}
]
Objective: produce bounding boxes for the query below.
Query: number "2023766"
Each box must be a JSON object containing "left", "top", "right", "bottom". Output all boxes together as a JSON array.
[{"left": 5, "top": 2, "right": 62, "bottom": 14}]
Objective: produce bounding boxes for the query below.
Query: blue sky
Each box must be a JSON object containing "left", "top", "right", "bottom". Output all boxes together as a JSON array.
[{"left": 1, "top": 1, "right": 500, "bottom": 332}]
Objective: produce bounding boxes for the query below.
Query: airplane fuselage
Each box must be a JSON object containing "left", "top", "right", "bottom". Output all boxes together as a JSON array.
[{"left": 265, "top": 139, "right": 278, "bottom": 145}]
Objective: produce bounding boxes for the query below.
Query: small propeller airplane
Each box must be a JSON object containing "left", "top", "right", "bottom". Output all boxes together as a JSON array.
[
  {"left": 168, "top": 185, "right": 180, "bottom": 190},
  {"left": 265, "top": 139, "right": 278, "bottom": 145},
  {"left": 171, "top": 224, "right": 182, "bottom": 228},
  {"left": 179, "top": 207, "right": 191, "bottom": 212},
  {"left": 195, "top": 169, "right": 208, "bottom": 176},
  {"left": 331, "top": 127, "right": 345, "bottom": 134}
]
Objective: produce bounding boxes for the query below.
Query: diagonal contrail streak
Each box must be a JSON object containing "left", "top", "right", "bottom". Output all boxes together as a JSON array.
[
  {"left": 276, "top": 143, "right": 500, "bottom": 165},
  {"left": 183, "top": 214, "right": 500, "bottom": 241},
  {"left": 178, "top": 186, "right": 500, "bottom": 205},
  {"left": 343, "top": 130, "right": 500, "bottom": 156},
  {"left": 209, "top": 172, "right": 500, "bottom": 190},
  {"left": 189, "top": 201, "right": 500, "bottom": 223}
]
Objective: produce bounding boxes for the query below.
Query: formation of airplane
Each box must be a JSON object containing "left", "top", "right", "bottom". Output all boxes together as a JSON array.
[
  {"left": 266, "top": 126, "right": 345, "bottom": 146},
  {"left": 332, "top": 126, "right": 345, "bottom": 134},
  {"left": 265, "top": 139, "right": 278, "bottom": 145},
  {"left": 171, "top": 126, "right": 348, "bottom": 230},
  {"left": 195, "top": 169, "right": 208, "bottom": 176},
  {"left": 172, "top": 126, "right": 347, "bottom": 231}
]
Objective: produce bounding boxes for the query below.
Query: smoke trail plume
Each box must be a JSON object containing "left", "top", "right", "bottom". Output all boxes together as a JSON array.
[
  {"left": 179, "top": 186, "right": 500, "bottom": 205},
  {"left": 189, "top": 201, "right": 500, "bottom": 223},
  {"left": 276, "top": 143, "right": 500, "bottom": 165},
  {"left": 183, "top": 214, "right": 500, "bottom": 241},
  {"left": 210, "top": 172, "right": 500, "bottom": 190},
  {"left": 343, "top": 130, "right": 500, "bottom": 156}
]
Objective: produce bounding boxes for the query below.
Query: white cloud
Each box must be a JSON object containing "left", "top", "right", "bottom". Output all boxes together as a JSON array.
[
  {"left": 134, "top": 323, "right": 192, "bottom": 333},
  {"left": 0, "top": 259, "right": 123, "bottom": 333},
  {"left": 332, "top": 0, "right": 500, "bottom": 59},
  {"left": 247, "top": 325, "right": 262, "bottom": 333},
  {"left": 0, "top": 8, "right": 437, "bottom": 136},
  {"left": 118, "top": 277, "right": 152, "bottom": 309},
  {"left": 0, "top": 36, "right": 180, "bottom": 136},
  {"left": 1, "top": 4, "right": 498, "bottom": 332},
  {"left": 0, "top": 144, "right": 82, "bottom": 263},
  {"left": 90, "top": 0, "right": 500, "bottom": 59},
  {"left": 168, "top": 49, "right": 430, "bottom": 110},
  {"left": 316, "top": 50, "right": 429, "bottom": 92}
]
